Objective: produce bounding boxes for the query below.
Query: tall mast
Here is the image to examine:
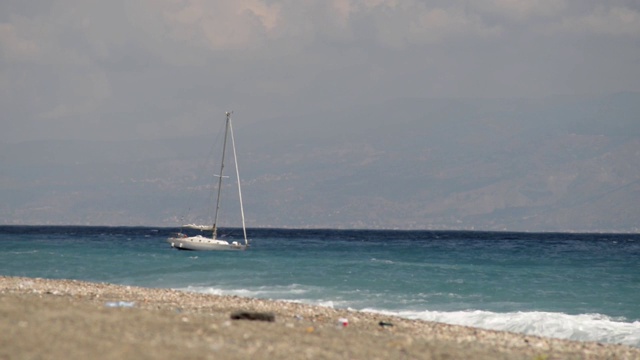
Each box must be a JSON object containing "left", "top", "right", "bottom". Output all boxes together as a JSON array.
[
  {"left": 229, "top": 118, "right": 248, "bottom": 246},
  {"left": 212, "top": 112, "right": 231, "bottom": 240}
]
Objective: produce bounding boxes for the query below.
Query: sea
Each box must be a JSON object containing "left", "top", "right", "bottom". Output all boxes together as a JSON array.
[{"left": 1, "top": 226, "right": 638, "bottom": 347}]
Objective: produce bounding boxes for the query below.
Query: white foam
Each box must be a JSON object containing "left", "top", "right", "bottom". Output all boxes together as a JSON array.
[
  {"left": 180, "top": 283, "right": 312, "bottom": 298},
  {"left": 362, "top": 308, "right": 640, "bottom": 347},
  {"left": 370, "top": 258, "right": 394, "bottom": 264},
  {"left": 174, "top": 283, "right": 640, "bottom": 347}
]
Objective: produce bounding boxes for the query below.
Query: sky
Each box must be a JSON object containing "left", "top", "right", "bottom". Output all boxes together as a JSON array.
[{"left": 1, "top": 0, "right": 640, "bottom": 144}]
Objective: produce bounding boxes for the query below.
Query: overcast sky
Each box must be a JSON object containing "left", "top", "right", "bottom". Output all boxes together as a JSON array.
[{"left": 2, "top": 0, "right": 639, "bottom": 143}]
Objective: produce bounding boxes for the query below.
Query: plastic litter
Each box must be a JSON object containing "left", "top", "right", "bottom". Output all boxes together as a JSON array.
[
  {"left": 337, "top": 317, "right": 349, "bottom": 327},
  {"left": 104, "top": 301, "right": 136, "bottom": 308}
]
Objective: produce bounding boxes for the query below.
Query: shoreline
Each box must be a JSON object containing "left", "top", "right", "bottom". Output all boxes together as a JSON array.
[{"left": 1, "top": 276, "right": 638, "bottom": 359}]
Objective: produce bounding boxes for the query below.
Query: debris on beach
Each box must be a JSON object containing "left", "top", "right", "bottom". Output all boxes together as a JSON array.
[
  {"left": 337, "top": 318, "right": 349, "bottom": 327},
  {"left": 104, "top": 301, "right": 135, "bottom": 308},
  {"left": 230, "top": 311, "right": 276, "bottom": 322}
]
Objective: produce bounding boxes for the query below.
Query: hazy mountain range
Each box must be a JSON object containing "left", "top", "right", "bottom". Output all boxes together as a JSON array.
[{"left": 2, "top": 92, "right": 639, "bottom": 232}]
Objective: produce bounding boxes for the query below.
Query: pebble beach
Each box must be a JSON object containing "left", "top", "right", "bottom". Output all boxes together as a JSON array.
[{"left": 1, "top": 276, "right": 638, "bottom": 359}]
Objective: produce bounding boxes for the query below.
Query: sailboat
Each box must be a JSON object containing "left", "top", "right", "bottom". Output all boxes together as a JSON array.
[{"left": 167, "top": 111, "right": 249, "bottom": 251}]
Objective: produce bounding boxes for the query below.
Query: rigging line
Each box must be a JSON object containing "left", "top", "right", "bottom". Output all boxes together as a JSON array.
[
  {"left": 178, "top": 117, "right": 227, "bottom": 227},
  {"left": 229, "top": 117, "right": 248, "bottom": 245},
  {"left": 206, "top": 120, "right": 229, "bottom": 224},
  {"left": 212, "top": 113, "right": 231, "bottom": 239}
]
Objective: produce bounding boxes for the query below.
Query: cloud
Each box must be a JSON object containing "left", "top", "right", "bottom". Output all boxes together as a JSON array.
[
  {"left": 473, "top": 0, "right": 567, "bottom": 21},
  {"left": 555, "top": 6, "right": 640, "bottom": 36},
  {"left": 154, "top": 0, "right": 282, "bottom": 50},
  {"left": 409, "top": 6, "right": 503, "bottom": 44},
  {"left": 306, "top": 1, "right": 502, "bottom": 47},
  {"left": 1, "top": 0, "right": 639, "bottom": 143},
  {"left": 0, "top": 21, "right": 40, "bottom": 62},
  {"left": 130, "top": 1, "right": 505, "bottom": 51}
]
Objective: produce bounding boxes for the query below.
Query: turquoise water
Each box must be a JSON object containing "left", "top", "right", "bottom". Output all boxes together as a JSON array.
[{"left": 1, "top": 226, "right": 639, "bottom": 347}]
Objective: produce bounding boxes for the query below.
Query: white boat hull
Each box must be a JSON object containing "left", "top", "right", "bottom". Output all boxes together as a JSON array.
[
  {"left": 168, "top": 112, "right": 249, "bottom": 252},
  {"left": 167, "top": 235, "right": 247, "bottom": 251}
]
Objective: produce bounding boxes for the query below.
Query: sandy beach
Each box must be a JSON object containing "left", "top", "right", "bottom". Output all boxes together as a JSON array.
[{"left": 1, "top": 276, "right": 638, "bottom": 359}]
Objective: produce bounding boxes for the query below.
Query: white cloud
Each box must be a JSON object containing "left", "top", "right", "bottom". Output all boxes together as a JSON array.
[
  {"left": 330, "top": 0, "right": 353, "bottom": 28},
  {"left": 1, "top": 0, "right": 639, "bottom": 142},
  {"left": 0, "top": 21, "right": 40, "bottom": 62},
  {"left": 409, "top": 6, "right": 503, "bottom": 44},
  {"left": 473, "top": 0, "right": 567, "bottom": 21},
  {"left": 312, "top": 1, "right": 503, "bottom": 47},
  {"left": 555, "top": 6, "right": 640, "bottom": 36},
  {"left": 145, "top": 0, "right": 282, "bottom": 50},
  {"left": 133, "top": 1, "right": 505, "bottom": 51}
]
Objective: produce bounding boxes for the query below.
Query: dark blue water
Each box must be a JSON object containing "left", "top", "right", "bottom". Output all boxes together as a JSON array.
[{"left": 1, "top": 226, "right": 639, "bottom": 346}]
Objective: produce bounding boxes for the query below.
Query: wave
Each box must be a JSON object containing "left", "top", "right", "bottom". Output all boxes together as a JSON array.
[
  {"left": 176, "top": 283, "right": 639, "bottom": 347},
  {"left": 178, "top": 284, "right": 361, "bottom": 310},
  {"left": 370, "top": 258, "right": 394, "bottom": 264},
  {"left": 180, "top": 283, "right": 314, "bottom": 298},
  {"left": 362, "top": 308, "right": 640, "bottom": 347}
]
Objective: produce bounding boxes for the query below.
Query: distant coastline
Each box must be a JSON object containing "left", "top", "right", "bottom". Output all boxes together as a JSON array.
[{"left": 1, "top": 224, "right": 639, "bottom": 235}]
